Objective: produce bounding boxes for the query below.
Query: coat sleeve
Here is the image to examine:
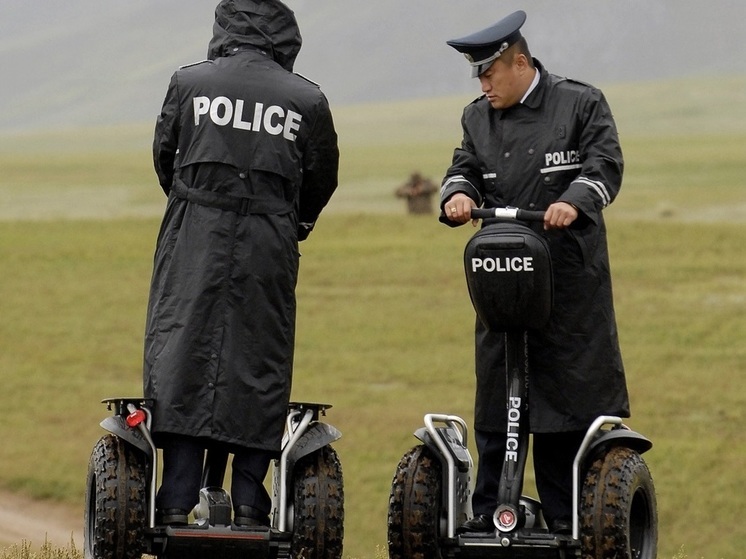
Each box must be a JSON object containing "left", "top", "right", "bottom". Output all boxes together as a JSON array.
[
  {"left": 297, "top": 92, "right": 339, "bottom": 241},
  {"left": 438, "top": 109, "right": 488, "bottom": 227},
  {"left": 557, "top": 89, "right": 623, "bottom": 224},
  {"left": 152, "top": 73, "right": 181, "bottom": 196}
]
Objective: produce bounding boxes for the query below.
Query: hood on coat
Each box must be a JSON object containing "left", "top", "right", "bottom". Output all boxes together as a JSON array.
[{"left": 207, "top": 0, "right": 302, "bottom": 71}]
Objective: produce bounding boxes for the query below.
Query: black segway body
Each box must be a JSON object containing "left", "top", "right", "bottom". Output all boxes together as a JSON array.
[
  {"left": 463, "top": 221, "right": 553, "bottom": 331},
  {"left": 85, "top": 398, "right": 344, "bottom": 559},
  {"left": 388, "top": 209, "right": 657, "bottom": 559}
]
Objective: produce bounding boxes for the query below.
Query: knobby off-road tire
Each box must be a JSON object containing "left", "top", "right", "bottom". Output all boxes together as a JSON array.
[
  {"left": 291, "top": 445, "right": 344, "bottom": 559},
  {"left": 580, "top": 446, "right": 657, "bottom": 559},
  {"left": 387, "top": 445, "right": 442, "bottom": 559},
  {"left": 84, "top": 434, "right": 148, "bottom": 559}
]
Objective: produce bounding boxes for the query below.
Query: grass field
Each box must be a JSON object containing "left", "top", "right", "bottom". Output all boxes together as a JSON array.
[{"left": 1, "top": 75, "right": 745, "bottom": 559}]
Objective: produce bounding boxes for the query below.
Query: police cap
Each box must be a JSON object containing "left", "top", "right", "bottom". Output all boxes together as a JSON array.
[{"left": 447, "top": 10, "right": 527, "bottom": 78}]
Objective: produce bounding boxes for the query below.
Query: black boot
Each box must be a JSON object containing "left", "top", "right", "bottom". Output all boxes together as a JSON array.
[
  {"left": 234, "top": 505, "right": 270, "bottom": 528},
  {"left": 549, "top": 518, "right": 572, "bottom": 535},
  {"left": 157, "top": 508, "right": 189, "bottom": 526},
  {"left": 457, "top": 514, "right": 495, "bottom": 534}
]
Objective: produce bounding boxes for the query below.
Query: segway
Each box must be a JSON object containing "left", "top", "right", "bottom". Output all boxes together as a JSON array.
[
  {"left": 85, "top": 399, "right": 344, "bottom": 559},
  {"left": 388, "top": 207, "right": 657, "bottom": 559}
]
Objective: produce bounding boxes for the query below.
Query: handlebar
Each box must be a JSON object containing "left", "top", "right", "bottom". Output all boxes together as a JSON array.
[{"left": 470, "top": 207, "right": 546, "bottom": 222}]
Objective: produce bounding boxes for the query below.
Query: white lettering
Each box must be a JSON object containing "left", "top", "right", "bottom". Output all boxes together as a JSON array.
[
  {"left": 263, "top": 105, "right": 285, "bottom": 135},
  {"left": 190, "top": 97, "right": 301, "bottom": 142},
  {"left": 471, "top": 257, "right": 534, "bottom": 273},
  {"left": 544, "top": 150, "right": 581, "bottom": 168},
  {"left": 252, "top": 102, "right": 264, "bottom": 132},
  {"left": 506, "top": 396, "right": 522, "bottom": 462},
  {"left": 232, "top": 99, "right": 252, "bottom": 130},
  {"left": 284, "top": 110, "right": 302, "bottom": 141},
  {"left": 193, "top": 96, "right": 210, "bottom": 125},
  {"left": 210, "top": 96, "right": 233, "bottom": 126}
]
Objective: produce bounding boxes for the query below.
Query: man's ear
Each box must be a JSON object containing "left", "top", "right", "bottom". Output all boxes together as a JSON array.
[{"left": 515, "top": 53, "right": 529, "bottom": 72}]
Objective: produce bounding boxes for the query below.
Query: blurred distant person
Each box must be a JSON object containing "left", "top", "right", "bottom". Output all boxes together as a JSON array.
[
  {"left": 144, "top": 0, "right": 339, "bottom": 527},
  {"left": 439, "top": 10, "right": 629, "bottom": 535},
  {"left": 395, "top": 172, "right": 438, "bottom": 214}
]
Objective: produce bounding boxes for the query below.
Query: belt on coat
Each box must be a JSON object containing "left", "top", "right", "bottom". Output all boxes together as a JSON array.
[{"left": 171, "top": 180, "right": 293, "bottom": 215}]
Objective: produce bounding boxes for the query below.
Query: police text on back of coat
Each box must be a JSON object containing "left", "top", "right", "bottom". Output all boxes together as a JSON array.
[{"left": 193, "top": 96, "right": 302, "bottom": 141}]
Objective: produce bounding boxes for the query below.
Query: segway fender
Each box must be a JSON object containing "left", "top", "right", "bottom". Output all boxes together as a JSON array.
[
  {"left": 414, "top": 427, "right": 434, "bottom": 448},
  {"left": 100, "top": 415, "right": 153, "bottom": 458},
  {"left": 587, "top": 428, "right": 653, "bottom": 459},
  {"left": 414, "top": 427, "right": 471, "bottom": 472},
  {"left": 413, "top": 423, "right": 474, "bottom": 536},
  {"left": 414, "top": 427, "right": 440, "bottom": 456},
  {"left": 286, "top": 422, "right": 341, "bottom": 470}
]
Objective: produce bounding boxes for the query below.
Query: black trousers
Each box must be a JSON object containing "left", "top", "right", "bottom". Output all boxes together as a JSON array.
[
  {"left": 156, "top": 433, "right": 273, "bottom": 516},
  {"left": 472, "top": 429, "right": 586, "bottom": 526}
]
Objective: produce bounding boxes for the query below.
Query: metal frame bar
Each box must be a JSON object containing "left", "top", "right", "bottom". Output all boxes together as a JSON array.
[
  {"left": 571, "top": 415, "right": 622, "bottom": 540},
  {"left": 424, "top": 413, "right": 469, "bottom": 538},
  {"left": 126, "top": 403, "right": 158, "bottom": 529},
  {"left": 277, "top": 408, "right": 314, "bottom": 532}
]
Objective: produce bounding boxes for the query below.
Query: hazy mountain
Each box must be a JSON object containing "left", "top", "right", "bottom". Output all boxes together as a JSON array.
[{"left": 1, "top": 0, "right": 744, "bottom": 132}]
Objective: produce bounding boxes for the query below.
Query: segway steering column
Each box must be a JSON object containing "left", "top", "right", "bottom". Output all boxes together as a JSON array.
[{"left": 463, "top": 208, "right": 550, "bottom": 534}]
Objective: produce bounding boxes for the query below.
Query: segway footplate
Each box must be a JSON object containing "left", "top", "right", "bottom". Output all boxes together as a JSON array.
[
  {"left": 146, "top": 525, "right": 292, "bottom": 559},
  {"left": 453, "top": 531, "right": 581, "bottom": 558}
]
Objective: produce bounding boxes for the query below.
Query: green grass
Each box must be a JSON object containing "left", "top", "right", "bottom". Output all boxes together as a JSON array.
[
  {"left": 2, "top": 215, "right": 744, "bottom": 559},
  {"left": 0, "top": 541, "right": 82, "bottom": 559},
  {"left": 1, "top": 75, "right": 745, "bottom": 559}
]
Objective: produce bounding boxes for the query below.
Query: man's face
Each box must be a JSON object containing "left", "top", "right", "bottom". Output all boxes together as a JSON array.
[{"left": 478, "top": 56, "right": 525, "bottom": 109}]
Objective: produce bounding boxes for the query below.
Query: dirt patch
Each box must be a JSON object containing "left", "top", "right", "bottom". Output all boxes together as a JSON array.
[{"left": 0, "top": 491, "right": 83, "bottom": 550}]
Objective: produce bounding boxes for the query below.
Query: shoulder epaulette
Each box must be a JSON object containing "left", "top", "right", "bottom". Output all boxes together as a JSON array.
[
  {"left": 179, "top": 59, "right": 211, "bottom": 70},
  {"left": 563, "top": 77, "right": 594, "bottom": 89},
  {"left": 294, "top": 73, "right": 320, "bottom": 87}
]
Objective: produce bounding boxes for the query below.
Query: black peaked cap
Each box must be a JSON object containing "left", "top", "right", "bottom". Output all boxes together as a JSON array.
[{"left": 447, "top": 10, "right": 527, "bottom": 77}]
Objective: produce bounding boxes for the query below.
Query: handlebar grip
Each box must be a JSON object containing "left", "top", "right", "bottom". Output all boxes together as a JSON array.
[
  {"left": 470, "top": 208, "right": 546, "bottom": 222},
  {"left": 470, "top": 208, "right": 500, "bottom": 219},
  {"left": 514, "top": 210, "right": 546, "bottom": 222}
]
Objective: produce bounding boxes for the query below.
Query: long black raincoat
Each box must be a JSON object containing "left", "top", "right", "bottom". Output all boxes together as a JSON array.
[
  {"left": 144, "top": 0, "right": 339, "bottom": 452},
  {"left": 440, "top": 60, "right": 629, "bottom": 433}
]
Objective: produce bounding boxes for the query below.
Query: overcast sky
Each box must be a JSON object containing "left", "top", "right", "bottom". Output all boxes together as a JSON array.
[{"left": 1, "top": 0, "right": 744, "bottom": 131}]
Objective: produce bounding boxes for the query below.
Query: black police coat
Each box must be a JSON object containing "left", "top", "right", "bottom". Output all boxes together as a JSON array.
[
  {"left": 441, "top": 60, "right": 630, "bottom": 433},
  {"left": 144, "top": 1, "right": 339, "bottom": 452}
]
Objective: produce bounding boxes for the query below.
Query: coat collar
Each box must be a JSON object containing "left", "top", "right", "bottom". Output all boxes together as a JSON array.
[{"left": 520, "top": 58, "right": 548, "bottom": 110}]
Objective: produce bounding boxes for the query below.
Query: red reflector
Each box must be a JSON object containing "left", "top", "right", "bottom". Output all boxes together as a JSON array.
[
  {"left": 499, "top": 510, "right": 515, "bottom": 526},
  {"left": 126, "top": 409, "right": 147, "bottom": 428}
]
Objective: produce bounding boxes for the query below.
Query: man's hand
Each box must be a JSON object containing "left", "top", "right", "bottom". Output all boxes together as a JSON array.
[
  {"left": 544, "top": 202, "right": 578, "bottom": 230},
  {"left": 443, "top": 193, "right": 477, "bottom": 225}
]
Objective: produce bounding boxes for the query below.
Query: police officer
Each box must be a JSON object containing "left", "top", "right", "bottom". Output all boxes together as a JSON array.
[
  {"left": 440, "top": 11, "right": 629, "bottom": 534},
  {"left": 145, "top": 0, "right": 339, "bottom": 526}
]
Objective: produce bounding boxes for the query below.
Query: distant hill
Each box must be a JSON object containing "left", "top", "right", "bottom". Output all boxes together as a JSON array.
[{"left": 1, "top": 0, "right": 745, "bottom": 132}]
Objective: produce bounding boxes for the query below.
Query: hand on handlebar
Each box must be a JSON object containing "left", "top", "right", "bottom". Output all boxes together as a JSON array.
[
  {"left": 544, "top": 202, "right": 578, "bottom": 230},
  {"left": 443, "top": 193, "right": 479, "bottom": 226},
  {"left": 445, "top": 197, "right": 579, "bottom": 229}
]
